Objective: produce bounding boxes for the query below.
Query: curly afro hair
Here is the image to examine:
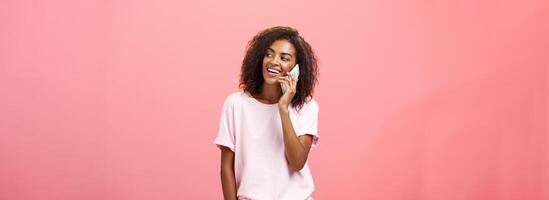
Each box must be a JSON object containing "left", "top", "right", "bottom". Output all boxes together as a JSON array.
[{"left": 239, "top": 26, "right": 319, "bottom": 110}]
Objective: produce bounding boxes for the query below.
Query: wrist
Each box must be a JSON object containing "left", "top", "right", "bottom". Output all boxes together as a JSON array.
[{"left": 278, "top": 106, "right": 289, "bottom": 114}]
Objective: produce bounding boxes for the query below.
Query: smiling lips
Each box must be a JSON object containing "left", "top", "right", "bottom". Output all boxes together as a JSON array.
[
  {"left": 267, "top": 67, "right": 281, "bottom": 74},
  {"left": 266, "top": 67, "right": 281, "bottom": 77}
]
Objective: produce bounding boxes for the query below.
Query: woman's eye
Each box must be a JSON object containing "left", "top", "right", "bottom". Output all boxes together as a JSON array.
[{"left": 282, "top": 57, "right": 289, "bottom": 61}]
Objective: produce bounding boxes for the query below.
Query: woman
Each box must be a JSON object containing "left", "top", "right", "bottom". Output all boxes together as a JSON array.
[{"left": 214, "top": 26, "right": 320, "bottom": 200}]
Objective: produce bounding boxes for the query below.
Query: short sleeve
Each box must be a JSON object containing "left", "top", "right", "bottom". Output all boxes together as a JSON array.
[
  {"left": 213, "top": 95, "right": 236, "bottom": 152},
  {"left": 296, "top": 100, "right": 320, "bottom": 148}
]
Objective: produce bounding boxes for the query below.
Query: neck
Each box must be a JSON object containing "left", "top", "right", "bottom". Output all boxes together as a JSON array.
[{"left": 256, "top": 83, "right": 282, "bottom": 104}]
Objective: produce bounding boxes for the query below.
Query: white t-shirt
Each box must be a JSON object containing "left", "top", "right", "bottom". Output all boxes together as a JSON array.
[{"left": 214, "top": 91, "right": 320, "bottom": 200}]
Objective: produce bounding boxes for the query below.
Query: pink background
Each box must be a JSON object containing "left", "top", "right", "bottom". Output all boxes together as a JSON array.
[{"left": 1, "top": 0, "right": 547, "bottom": 199}]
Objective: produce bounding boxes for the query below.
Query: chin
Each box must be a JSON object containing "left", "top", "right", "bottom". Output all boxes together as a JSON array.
[
  {"left": 264, "top": 79, "right": 278, "bottom": 85},
  {"left": 262, "top": 76, "right": 278, "bottom": 85}
]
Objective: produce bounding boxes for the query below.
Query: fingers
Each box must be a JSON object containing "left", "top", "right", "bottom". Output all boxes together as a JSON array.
[
  {"left": 278, "top": 72, "right": 297, "bottom": 93},
  {"left": 278, "top": 79, "right": 288, "bottom": 85},
  {"left": 286, "top": 72, "right": 297, "bottom": 90},
  {"left": 278, "top": 77, "right": 290, "bottom": 89}
]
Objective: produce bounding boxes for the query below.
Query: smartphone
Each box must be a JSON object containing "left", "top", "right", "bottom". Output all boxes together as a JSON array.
[{"left": 281, "top": 64, "right": 300, "bottom": 93}]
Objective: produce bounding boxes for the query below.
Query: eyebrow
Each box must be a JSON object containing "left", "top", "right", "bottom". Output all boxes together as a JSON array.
[{"left": 267, "top": 48, "right": 293, "bottom": 57}]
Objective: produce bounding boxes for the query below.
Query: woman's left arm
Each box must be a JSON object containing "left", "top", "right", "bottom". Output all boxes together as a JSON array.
[
  {"left": 278, "top": 72, "right": 313, "bottom": 172},
  {"left": 279, "top": 108, "right": 313, "bottom": 171}
]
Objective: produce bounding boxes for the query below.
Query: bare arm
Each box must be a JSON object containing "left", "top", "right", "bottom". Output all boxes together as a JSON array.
[
  {"left": 279, "top": 108, "right": 313, "bottom": 171},
  {"left": 277, "top": 71, "right": 314, "bottom": 172},
  {"left": 219, "top": 146, "right": 237, "bottom": 200}
]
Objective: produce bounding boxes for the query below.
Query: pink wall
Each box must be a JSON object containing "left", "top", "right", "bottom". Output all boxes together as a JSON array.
[{"left": 1, "top": 0, "right": 547, "bottom": 199}]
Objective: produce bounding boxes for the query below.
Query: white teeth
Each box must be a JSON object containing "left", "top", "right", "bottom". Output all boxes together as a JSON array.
[{"left": 267, "top": 68, "right": 280, "bottom": 74}]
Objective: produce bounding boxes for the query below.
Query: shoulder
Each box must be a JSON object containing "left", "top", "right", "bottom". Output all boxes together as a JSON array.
[
  {"left": 304, "top": 97, "right": 319, "bottom": 110},
  {"left": 295, "top": 97, "right": 319, "bottom": 115},
  {"left": 223, "top": 90, "right": 249, "bottom": 106}
]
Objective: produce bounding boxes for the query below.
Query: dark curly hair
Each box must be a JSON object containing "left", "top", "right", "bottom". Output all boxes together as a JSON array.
[{"left": 239, "top": 26, "right": 319, "bottom": 110}]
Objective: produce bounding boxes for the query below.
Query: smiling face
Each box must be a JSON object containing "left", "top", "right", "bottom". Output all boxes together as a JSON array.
[
  {"left": 239, "top": 26, "right": 318, "bottom": 109},
  {"left": 262, "top": 39, "right": 297, "bottom": 85}
]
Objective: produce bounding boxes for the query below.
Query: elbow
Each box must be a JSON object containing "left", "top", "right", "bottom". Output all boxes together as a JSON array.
[
  {"left": 286, "top": 152, "right": 309, "bottom": 172},
  {"left": 288, "top": 160, "right": 306, "bottom": 172}
]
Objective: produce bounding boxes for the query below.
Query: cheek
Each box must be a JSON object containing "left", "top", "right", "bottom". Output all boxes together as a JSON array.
[
  {"left": 282, "top": 63, "right": 293, "bottom": 72},
  {"left": 281, "top": 66, "right": 289, "bottom": 72}
]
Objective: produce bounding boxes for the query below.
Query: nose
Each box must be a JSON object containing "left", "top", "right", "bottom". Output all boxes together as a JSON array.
[{"left": 268, "top": 55, "right": 281, "bottom": 66}]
